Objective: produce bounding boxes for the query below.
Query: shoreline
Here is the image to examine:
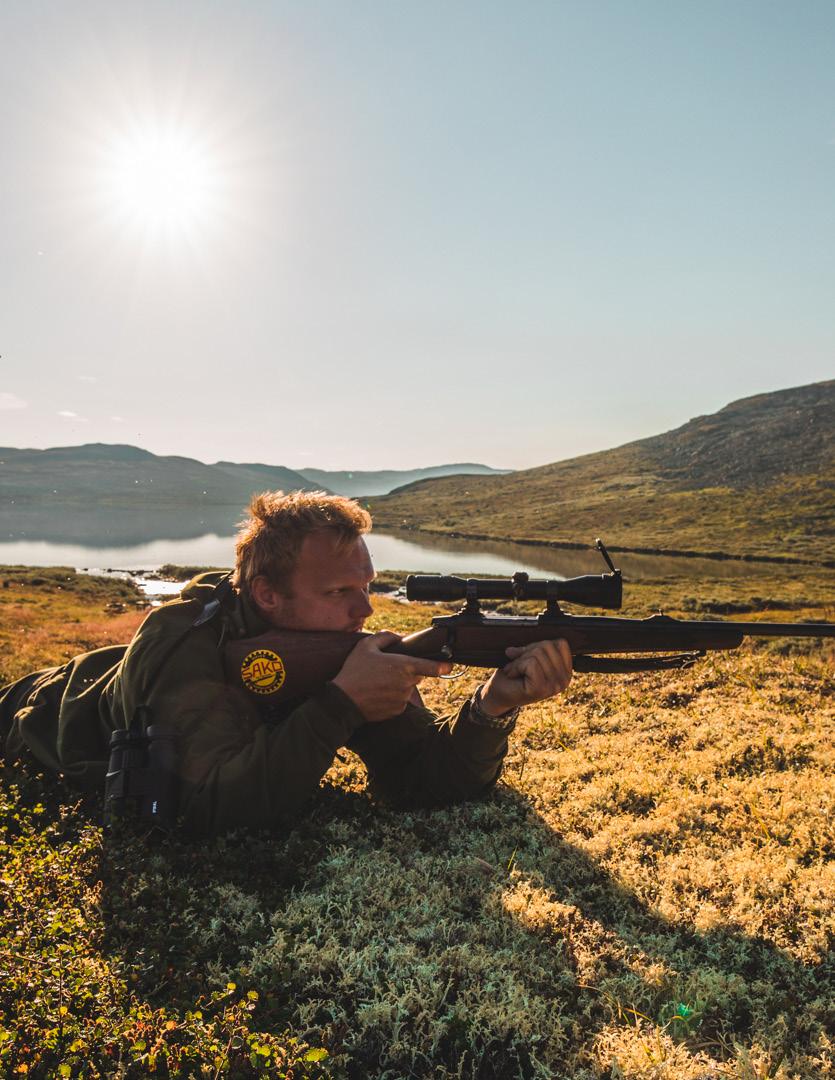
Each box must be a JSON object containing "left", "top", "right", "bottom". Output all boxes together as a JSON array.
[{"left": 375, "top": 524, "right": 835, "bottom": 570}]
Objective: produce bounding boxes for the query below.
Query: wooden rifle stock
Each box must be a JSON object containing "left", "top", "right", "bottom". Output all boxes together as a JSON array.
[{"left": 223, "top": 611, "right": 835, "bottom": 708}]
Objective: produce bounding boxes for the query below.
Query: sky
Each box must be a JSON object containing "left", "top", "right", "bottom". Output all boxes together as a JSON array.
[{"left": 1, "top": 0, "right": 833, "bottom": 471}]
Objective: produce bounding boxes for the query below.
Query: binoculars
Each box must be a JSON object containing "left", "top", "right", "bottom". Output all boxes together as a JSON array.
[{"left": 104, "top": 714, "right": 179, "bottom": 829}]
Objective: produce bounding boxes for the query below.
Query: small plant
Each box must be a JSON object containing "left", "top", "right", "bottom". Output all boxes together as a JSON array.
[{"left": 657, "top": 1000, "right": 704, "bottom": 1041}]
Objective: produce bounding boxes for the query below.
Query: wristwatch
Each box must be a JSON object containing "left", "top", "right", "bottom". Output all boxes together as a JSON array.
[{"left": 468, "top": 686, "right": 520, "bottom": 732}]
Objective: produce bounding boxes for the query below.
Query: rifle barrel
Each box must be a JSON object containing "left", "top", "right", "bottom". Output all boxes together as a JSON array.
[{"left": 672, "top": 620, "right": 835, "bottom": 638}]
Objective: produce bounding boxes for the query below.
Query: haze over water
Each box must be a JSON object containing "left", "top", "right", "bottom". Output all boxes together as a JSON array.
[
  {"left": 0, "top": 532, "right": 541, "bottom": 577},
  {"left": 0, "top": 518, "right": 777, "bottom": 583}
]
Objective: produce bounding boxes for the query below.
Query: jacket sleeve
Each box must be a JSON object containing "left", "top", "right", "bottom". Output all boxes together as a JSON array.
[
  {"left": 105, "top": 620, "right": 367, "bottom": 835},
  {"left": 346, "top": 695, "right": 512, "bottom": 808}
]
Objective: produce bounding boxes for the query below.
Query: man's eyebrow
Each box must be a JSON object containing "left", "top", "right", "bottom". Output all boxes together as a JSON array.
[{"left": 320, "top": 569, "right": 375, "bottom": 589}]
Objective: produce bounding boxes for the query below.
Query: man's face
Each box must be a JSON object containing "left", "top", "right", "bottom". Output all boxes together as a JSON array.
[{"left": 258, "top": 531, "right": 375, "bottom": 632}]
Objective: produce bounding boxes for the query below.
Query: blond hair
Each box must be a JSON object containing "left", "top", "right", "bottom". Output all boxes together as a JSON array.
[{"left": 233, "top": 490, "right": 371, "bottom": 597}]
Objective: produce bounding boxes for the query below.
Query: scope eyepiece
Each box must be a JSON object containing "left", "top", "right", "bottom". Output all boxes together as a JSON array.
[{"left": 405, "top": 571, "right": 622, "bottom": 610}]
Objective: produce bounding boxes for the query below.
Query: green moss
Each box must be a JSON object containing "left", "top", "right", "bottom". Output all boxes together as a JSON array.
[{"left": 0, "top": 772, "right": 329, "bottom": 1078}]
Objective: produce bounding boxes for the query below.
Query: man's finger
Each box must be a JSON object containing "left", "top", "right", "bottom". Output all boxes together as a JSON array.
[
  {"left": 504, "top": 643, "right": 546, "bottom": 679},
  {"left": 501, "top": 653, "right": 526, "bottom": 678},
  {"left": 505, "top": 639, "right": 573, "bottom": 673},
  {"left": 535, "top": 640, "right": 573, "bottom": 684},
  {"left": 408, "top": 657, "right": 453, "bottom": 678},
  {"left": 504, "top": 641, "right": 572, "bottom": 690},
  {"left": 365, "top": 630, "right": 403, "bottom": 650},
  {"left": 539, "top": 638, "right": 567, "bottom": 668},
  {"left": 531, "top": 642, "right": 573, "bottom": 690},
  {"left": 503, "top": 651, "right": 540, "bottom": 681},
  {"left": 525, "top": 649, "right": 555, "bottom": 690},
  {"left": 357, "top": 635, "right": 452, "bottom": 677},
  {"left": 555, "top": 638, "right": 573, "bottom": 672}
]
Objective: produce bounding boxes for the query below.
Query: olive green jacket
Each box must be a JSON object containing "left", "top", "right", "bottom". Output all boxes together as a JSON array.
[{"left": 1, "top": 573, "right": 513, "bottom": 834}]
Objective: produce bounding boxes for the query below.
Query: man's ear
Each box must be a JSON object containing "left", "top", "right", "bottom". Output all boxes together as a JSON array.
[{"left": 249, "top": 575, "right": 286, "bottom": 617}]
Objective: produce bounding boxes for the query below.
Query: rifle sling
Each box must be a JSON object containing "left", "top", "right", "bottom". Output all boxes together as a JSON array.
[{"left": 573, "top": 652, "right": 705, "bottom": 673}]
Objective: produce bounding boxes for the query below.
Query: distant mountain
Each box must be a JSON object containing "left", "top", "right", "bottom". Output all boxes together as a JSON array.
[
  {"left": 0, "top": 444, "right": 507, "bottom": 509},
  {"left": 297, "top": 463, "right": 510, "bottom": 497},
  {"left": 0, "top": 444, "right": 318, "bottom": 508},
  {"left": 370, "top": 380, "right": 835, "bottom": 564},
  {"left": 212, "top": 460, "right": 324, "bottom": 494}
]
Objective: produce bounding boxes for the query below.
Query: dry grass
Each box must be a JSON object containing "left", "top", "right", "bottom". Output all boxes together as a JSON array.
[
  {"left": 1, "top": 570, "right": 833, "bottom": 1077},
  {"left": 0, "top": 567, "right": 146, "bottom": 685}
]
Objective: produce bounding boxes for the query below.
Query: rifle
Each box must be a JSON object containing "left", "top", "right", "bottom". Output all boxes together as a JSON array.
[{"left": 223, "top": 541, "right": 834, "bottom": 705}]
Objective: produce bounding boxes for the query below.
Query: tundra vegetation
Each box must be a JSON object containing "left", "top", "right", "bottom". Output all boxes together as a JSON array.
[{"left": 1, "top": 564, "right": 833, "bottom": 1078}]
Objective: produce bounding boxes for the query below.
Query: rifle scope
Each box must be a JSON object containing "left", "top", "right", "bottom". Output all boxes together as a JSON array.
[{"left": 405, "top": 570, "right": 623, "bottom": 610}]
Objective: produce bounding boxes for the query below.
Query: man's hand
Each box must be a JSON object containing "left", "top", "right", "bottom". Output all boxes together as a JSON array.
[
  {"left": 479, "top": 639, "right": 573, "bottom": 717},
  {"left": 332, "top": 631, "right": 453, "bottom": 723}
]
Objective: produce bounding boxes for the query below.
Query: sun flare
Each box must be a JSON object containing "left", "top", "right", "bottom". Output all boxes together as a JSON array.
[{"left": 101, "top": 123, "right": 222, "bottom": 236}]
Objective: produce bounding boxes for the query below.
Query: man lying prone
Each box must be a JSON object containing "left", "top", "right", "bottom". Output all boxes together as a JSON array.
[{"left": 0, "top": 492, "right": 572, "bottom": 834}]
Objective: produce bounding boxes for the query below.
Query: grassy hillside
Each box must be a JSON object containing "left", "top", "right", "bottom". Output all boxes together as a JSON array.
[
  {"left": 370, "top": 381, "right": 835, "bottom": 565},
  {"left": 1, "top": 569, "right": 833, "bottom": 1077}
]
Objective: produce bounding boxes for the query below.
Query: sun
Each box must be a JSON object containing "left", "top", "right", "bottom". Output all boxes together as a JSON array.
[{"left": 101, "top": 122, "right": 222, "bottom": 236}]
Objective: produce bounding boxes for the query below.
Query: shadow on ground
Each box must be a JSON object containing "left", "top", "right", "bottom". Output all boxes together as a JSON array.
[{"left": 90, "top": 782, "right": 830, "bottom": 1078}]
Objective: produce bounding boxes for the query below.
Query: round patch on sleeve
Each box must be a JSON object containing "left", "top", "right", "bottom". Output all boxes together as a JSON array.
[{"left": 240, "top": 649, "right": 286, "bottom": 695}]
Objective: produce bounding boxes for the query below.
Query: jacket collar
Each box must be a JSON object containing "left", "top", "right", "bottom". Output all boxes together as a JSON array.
[
  {"left": 235, "top": 589, "right": 272, "bottom": 638},
  {"left": 178, "top": 571, "right": 272, "bottom": 639}
]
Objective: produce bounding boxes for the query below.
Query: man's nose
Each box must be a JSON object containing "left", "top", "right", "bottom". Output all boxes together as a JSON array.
[{"left": 352, "top": 591, "right": 373, "bottom": 618}]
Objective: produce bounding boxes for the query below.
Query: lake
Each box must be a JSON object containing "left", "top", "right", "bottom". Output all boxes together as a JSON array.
[{"left": 0, "top": 507, "right": 780, "bottom": 582}]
